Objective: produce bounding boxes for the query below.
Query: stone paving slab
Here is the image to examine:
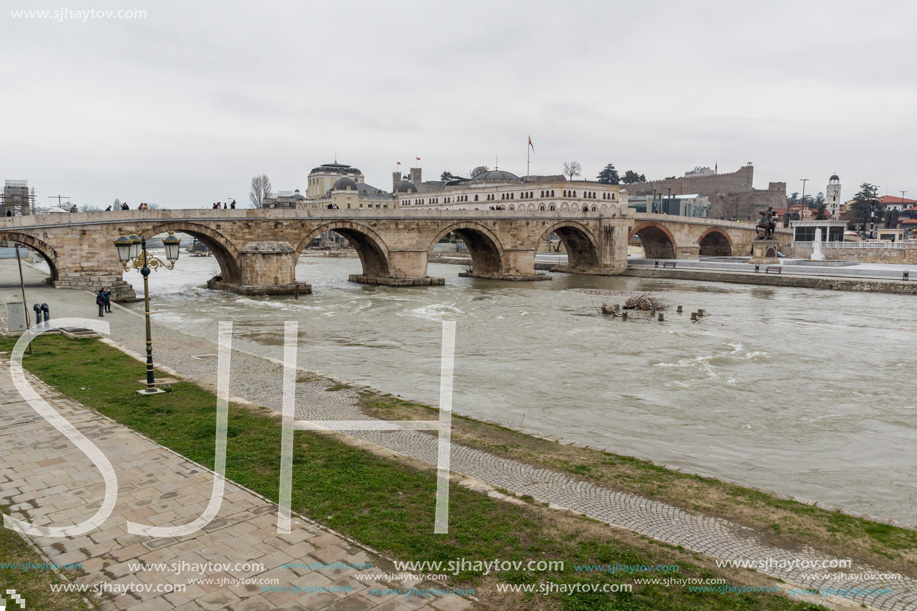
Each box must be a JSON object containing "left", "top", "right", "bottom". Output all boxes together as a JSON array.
[{"left": 0, "top": 358, "right": 472, "bottom": 611}]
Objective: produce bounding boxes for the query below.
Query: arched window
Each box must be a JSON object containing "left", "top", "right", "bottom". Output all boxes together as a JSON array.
[
  {"left": 540, "top": 204, "right": 546, "bottom": 211},
  {"left": 541, "top": 190, "right": 544, "bottom": 197},
  {"left": 583, "top": 205, "right": 589, "bottom": 212},
  {"left": 474, "top": 195, "right": 478, "bottom": 201},
  {"left": 591, "top": 205, "right": 597, "bottom": 211},
  {"left": 509, "top": 205, "right": 515, "bottom": 210},
  {"left": 549, "top": 204, "right": 555, "bottom": 211},
  {"left": 612, "top": 193, "right": 616, "bottom": 200}
]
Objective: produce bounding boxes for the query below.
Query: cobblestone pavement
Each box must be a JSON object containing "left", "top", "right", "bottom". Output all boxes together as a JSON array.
[{"left": 2, "top": 266, "right": 915, "bottom": 610}]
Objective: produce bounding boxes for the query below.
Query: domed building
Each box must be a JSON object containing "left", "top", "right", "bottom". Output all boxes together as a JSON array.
[
  {"left": 263, "top": 160, "right": 398, "bottom": 210},
  {"left": 471, "top": 169, "right": 522, "bottom": 182},
  {"left": 394, "top": 179, "right": 418, "bottom": 193},
  {"left": 332, "top": 177, "right": 358, "bottom": 192}
]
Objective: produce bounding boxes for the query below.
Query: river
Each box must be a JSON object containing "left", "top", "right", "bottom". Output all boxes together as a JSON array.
[{"left": 119, "top": 253, "right": 915, "bottom": 523}]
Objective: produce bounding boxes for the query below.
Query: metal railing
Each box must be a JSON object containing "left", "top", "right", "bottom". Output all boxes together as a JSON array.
[{"left": 791, "top": 241, "right": 917, "bottom": 249}]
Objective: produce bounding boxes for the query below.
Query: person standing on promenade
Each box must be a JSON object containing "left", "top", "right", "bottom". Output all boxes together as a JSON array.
[
  {"left": 96, "top": 290, "right": 105, "bottom": 317},
  {"left": 102, "top": 288, "right": 112, "bottom": 313}
]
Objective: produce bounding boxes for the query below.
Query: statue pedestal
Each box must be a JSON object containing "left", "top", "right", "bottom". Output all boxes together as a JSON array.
[{"left": 749, "top": 239, "right": 780, "bottom": 265}]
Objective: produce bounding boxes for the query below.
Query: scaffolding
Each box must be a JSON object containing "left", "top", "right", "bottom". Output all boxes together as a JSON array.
[{"left": 1, "top": 180, "right": 33, "bottom": 216}]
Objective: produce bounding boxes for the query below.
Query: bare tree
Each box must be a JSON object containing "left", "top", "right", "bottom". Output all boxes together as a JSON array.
[
  {"left": 249, "top": 174, "right": 273, "bottom": 208},
  {"left": 470, "top": 165, "right": 489, "bottom": 178},
  {"left": 563, "top": 161, "right": 582, "bottom": 182}
]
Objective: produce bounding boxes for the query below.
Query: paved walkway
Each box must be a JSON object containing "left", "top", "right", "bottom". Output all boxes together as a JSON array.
[
  {"left": 0, "top": 360, "right": 472, "bottom": 610},
  {"left": 2, "top": 262, "right": 916, "bottom": 610}
]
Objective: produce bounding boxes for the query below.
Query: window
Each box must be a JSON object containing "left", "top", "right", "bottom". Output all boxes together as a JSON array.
[
  {"left": 549, "top": 204, "right": 555, "bottom": 211},
  {"left": 541, "top": 190, "right": 544, "bottom": 197},
  {"left": 475, "top": 195, "right": 478, "bottom": 201},
  {"left": 540, "top": 204, "right": 545, "bottom": 211}
]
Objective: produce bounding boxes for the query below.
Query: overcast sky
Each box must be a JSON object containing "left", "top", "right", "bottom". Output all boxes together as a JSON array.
[{"left": 2, "top": 0, "right": 915, "bottom": 209}]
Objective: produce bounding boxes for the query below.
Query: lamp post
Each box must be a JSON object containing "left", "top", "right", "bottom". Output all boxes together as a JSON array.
[{"left": 114, "top": 231, "right": 181, "bottom": 395}]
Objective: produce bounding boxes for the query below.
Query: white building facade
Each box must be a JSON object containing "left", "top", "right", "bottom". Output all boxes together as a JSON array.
[{"left": 396, "top": 169, "right": 629, "bottom": 213}]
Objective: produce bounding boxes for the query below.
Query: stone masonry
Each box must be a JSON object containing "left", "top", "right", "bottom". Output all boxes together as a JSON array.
[{"left": 0, "top": 208, "right": 773, "bottom": 300}]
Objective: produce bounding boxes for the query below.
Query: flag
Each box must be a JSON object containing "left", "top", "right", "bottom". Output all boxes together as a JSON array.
[
  {"left": 416, "top": 157, "right": 421, "bottom": 161},
  {"left": 396, "top": 161, "right": 401, "bottom": 165},
  {"left": 528, "top": 136, "right": 535, "bottom": 153}
]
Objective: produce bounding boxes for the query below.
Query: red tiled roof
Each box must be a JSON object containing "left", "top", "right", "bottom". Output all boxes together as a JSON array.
[{"left": 879, "top": 195, "right": 917, "bottom": 205}]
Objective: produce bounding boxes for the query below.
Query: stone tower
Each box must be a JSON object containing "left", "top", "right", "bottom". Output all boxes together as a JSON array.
[{"left": 826, "top": 173, "right": 842, "bottom": 219}]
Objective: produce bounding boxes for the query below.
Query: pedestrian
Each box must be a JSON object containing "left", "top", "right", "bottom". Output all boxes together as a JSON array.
[
  {"left": 222, "top": 202, "right": 227, "bottom": 209},
  {"left": 105, "top": 205, "right": 112, "bottom": 211},
  {"left": 102, "top": 287, "right": 112, "bottom": 313},
  {"left": 121, "top": 202, "right": 129, "bottom": 210},
  {"left": 230, "top": 200, "right": 236, "bottom": 209},
  {"left": 96, "top": 290, "right": 105, "bottom": 317}
]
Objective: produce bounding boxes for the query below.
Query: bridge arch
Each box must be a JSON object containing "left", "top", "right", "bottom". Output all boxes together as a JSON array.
[
  {"left": 295, "top": 221, "right": 390, "bottom": 277},
  {"left": 630, "top": 222, "right": 677, "bottom": 259},
  {"left": 697, "top": 227, "right": 733, "bottom": 256},
  {"left": 139, "top": 222, "right": 242, "bottom": 283},
  {"left": 538, "top": 221, "right": 599, "bottom": 269},
  {"left": 428, "top": 222, "right": 505, "bottom": 276},
  {"left": 1, "top": 232, "right": 60, "bottom": 281}
]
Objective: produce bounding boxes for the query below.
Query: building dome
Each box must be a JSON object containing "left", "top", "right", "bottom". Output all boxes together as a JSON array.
[
  {"left": 333, "top": 177, "right": 357, "bottom": 191},
  {"left": 471, "top": 169, "right": 521, "bottom": 182},
  {"left": 829, "top": 174, "right": 839, "bottom": 181},
  {"left": 292, "top": 189, "right": 305, "bottom": 201},
  {"left": 394, "top": 179, "right": 417, "bottom": 193}
]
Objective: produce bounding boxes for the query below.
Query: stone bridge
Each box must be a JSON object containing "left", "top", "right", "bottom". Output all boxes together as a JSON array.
[
  {"left": 630, "top": 213, "right": 791, "bottom": 259},
  {"left": 0, "top": 209, "right": 788, "bottom": 301}
]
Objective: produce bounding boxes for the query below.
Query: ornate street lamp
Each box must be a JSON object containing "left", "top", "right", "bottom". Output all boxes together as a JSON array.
[{"left": 114, "top": 230, "right": 181, "bottom": 395}]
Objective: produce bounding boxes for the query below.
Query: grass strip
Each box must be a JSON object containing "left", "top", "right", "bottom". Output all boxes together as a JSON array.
[
  {"left": 361, "top": 394, "right": 917, "bottom": 576},
  {"left": 2, "top": 335, "right": 828, "bottom": 610}
]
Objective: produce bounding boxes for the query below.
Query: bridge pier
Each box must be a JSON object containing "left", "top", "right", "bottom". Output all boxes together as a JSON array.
[
  {"left": 459, "top": 248, "right": 550, "bottom": 281},
  {"left": 676, "top": 245, "right": 700, "bottom": 259},
  {"left": 58, "top": 274, "right": 138, "bottom": 302},
  {"left": 348, "top": 249, "right": 445, "bottom": 287},
  {"left": 207, "top": 241, "right": 310, "bottom": 296}
]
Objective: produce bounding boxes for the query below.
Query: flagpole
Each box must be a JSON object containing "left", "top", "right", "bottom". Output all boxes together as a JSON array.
[{"left": 527, "top": 140, "right": 530, "bottom": 181}]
